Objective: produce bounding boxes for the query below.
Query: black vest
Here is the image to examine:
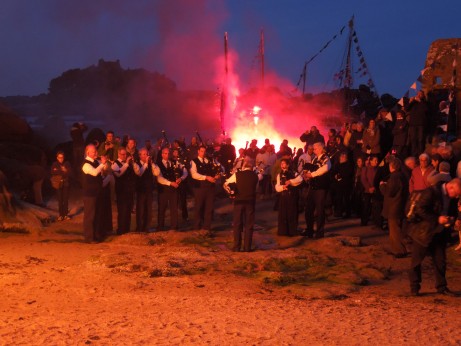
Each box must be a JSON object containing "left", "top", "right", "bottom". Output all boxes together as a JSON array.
[
  {"left": 82, "top": 159, "right": 102, "bottom": 197},
  {"left": 136, "top": 161, "right": 154, "bottom": 192},
  {"left": 310, "top": 154, "right": 330, "bottom": 190},
  {"left": 158, "top": 161, "right": 176, "bottom": 182},
  {"left": 279, "top": 169, "right": 297, "bottom": 191},
  {"left": 114, "top": 160, "right": 136, "bottom": 194},
  {"left": 234, "top": 170, "right": 259, "bottom": 202},
  {"left": 192, "top": 157, "right": 214, "bottom": 188}
]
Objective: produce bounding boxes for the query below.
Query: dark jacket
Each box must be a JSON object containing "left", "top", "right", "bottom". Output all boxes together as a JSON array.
[
  {"left": 300, "top": 132, "right": 325, "bottom": 146},
  {"left": 404, "top": 186, "right": 441, "bottom": 247},
  {"left": 406, "top": 99, "right": 428, "bottom": 127},
  {"left": 392, "top": 119, "right": 408, "bottom": 147},
  {"left": 380, "top": 170, "right": 408, "bottom": 219}
]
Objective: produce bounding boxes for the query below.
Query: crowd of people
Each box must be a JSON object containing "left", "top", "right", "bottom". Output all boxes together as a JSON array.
[{"left": 48, "top": 89, "right": 461, "bottom": 296}]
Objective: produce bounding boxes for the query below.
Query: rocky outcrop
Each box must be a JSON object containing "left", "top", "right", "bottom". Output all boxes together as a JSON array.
[{"left": 0, "top": 103, "right": 32, "bottom": 143}]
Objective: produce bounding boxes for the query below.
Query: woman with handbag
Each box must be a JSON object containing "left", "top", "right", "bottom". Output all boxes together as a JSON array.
[{"left": 50, "top": 151, "right": 72, "bottom": 221}]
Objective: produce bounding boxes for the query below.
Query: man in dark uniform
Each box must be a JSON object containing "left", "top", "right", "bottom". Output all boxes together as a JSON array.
[
  {"left": 219, "top": 138, "right": 236, "bottom": 178},
  {"left": 157, "top": 147, "right": 186, "bottom": 231},
  {"left": 302, "top": 142, "right": 331, "bottom": 238},
  {"left": 275, "top": 158, "right": 303, "bottom": 236},
  {"left": 190, "top": 145, "right": 221, "bottom": 231},
  {"left": 111, "top": 147, "right": 137, "bottom": 234},
  {"left": 81, "top": 144, "right": 106, "bottom": 243},
  {"left": 172, "top": 148, "right": 189, "bottom": 222},
  {"left": 224, "top": 157, "right": 260, "bottom": 252},
  {"left": 133, "top": 148, "right": 159, "bottom": 232}
]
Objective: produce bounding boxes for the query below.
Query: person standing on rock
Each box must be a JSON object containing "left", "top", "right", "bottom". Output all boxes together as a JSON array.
[{"left": 224, "top": 157, "right": 260, "bottom": 251}]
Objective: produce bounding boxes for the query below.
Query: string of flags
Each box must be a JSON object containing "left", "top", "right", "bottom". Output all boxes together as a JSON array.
[
  {"left": 295, "top": 23, "right": 347, "bottom": 90},
  {"left": 296, "top": 16, "right": 378, "bottom": 97},
  {"left": 350, "top": 30, "right": 377, "bottom": 93}
]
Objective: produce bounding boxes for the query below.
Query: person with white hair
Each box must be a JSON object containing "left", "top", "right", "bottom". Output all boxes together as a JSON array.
[
  {"left": 81, "top": 144, "right": 107, "bottom": 243},
  {"left": 409, "top": 153, "right": 434, "bottom": 193}
]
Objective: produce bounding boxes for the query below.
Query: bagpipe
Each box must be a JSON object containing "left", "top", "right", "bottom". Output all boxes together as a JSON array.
[
  {"left": 172, "top": 160, "right": 185, "bottom": 180},
  {"left": 195, "top": 130, "right": 226, "bottom": 178},
  {"left": 161, "top": 130, "right": 170, "bottom": 148},
  {"left": 230, "top": 140, "right": 249, "bottom": 174}
]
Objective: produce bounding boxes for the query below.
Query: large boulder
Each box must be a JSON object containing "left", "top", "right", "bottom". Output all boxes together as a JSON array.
[{"left": 0, "top": 103, "right": 32, "bottom": 143}]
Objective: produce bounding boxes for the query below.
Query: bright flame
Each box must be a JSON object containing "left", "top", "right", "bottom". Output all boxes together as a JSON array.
[
  {"left": 230, "top": 107, "right": 303, "bottom": 153},
  {"left": 252, "top": 105, "right": 262, "bottom": 115}
]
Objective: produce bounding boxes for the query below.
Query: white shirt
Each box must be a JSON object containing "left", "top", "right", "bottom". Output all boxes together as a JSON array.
[
  {"left": 82, "top": 156, "right": 104, "bottom": 176},
  {"left": 190, "top": 157, "right": 209, "bottom": 180}
]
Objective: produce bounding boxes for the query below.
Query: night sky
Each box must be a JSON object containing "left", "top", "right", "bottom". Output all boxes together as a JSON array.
[{"left": 1, "top": 0, "right": 460, "bottom": 98}]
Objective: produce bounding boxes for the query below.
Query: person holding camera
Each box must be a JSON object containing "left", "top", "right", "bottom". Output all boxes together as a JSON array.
[
  {"left": 98, "top": 130, "right": 119, "bottom": 162},
  {"left": 405, "top": 178, "right": 461, "bottom": 296}
]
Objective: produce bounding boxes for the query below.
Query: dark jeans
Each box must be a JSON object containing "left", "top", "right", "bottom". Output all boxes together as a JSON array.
[
  {"left": 409, "top": 232, "right": 448, "bottom": 293},
  {"left": 136, "top": 191, "right": 153, "bottom": 232},
  {"left": 56, "top": 186, "right": 69, "bottom": 217},
  {"left": 305, "top": 189, "right": 327, "bottom": 236},
  {"left": 278, "top": 190, "right": 299, "bottom": 236},
  {"left": 116, "top": 190, "right": 134, "bottom": 234},
  {"left": 158, "top": 187, "right": 179, "bottom": 230},
  {"left": 178, "top": 183, "right": 188, "bottom": 220},
  {"left": 83, "top": 196, "right": 97, "bottom": 242},
  {"left": 193, "top": 185, "right": 215, "bottom": 230},
  {"left": 233, "top": 200, "right": 255, "bottom": 251}
]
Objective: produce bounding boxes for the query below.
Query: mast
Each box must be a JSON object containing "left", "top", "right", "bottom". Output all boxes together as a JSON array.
[
  {"left": 344, "top": 16, "right": 354, "bottom": 89},
  {"left": 260, "top": 29, "right": 265, "bottom": 90},
  {"left": 220, "top": 32, "right": 229, "bottom": 135},
  {"left": 302, "top": 63, "right": 307, "bottom": 96},
  {"left": 342, "top": 16, "right": 355, "bottom": 116}
]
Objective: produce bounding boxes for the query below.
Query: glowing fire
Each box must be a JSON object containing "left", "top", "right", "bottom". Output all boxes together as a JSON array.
[
  {"left": 229, "top": 106, "right": 303, "bottom": 153},
  {"left": 252, "top": 106, "right": 262, "bottom": 115}
]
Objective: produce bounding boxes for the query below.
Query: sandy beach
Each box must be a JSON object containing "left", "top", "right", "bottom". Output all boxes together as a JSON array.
[{"left": 1, "top": 197, "right": 461, "bottom": 345}]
